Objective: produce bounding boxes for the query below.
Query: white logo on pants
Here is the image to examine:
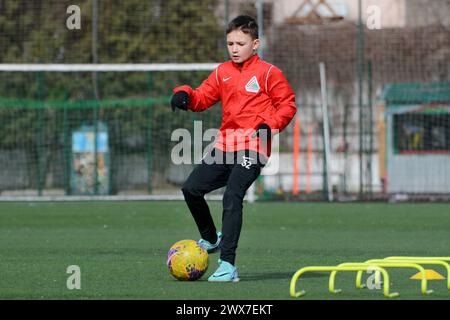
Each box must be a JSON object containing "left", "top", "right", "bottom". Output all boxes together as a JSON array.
[{"left": 241, "top": 156, "right": 255, "bottom": 169}]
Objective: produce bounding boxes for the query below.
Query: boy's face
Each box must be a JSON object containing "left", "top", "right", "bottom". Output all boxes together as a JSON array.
[{"left": 226, "top": 29, "right": 260, "bottom": 64}]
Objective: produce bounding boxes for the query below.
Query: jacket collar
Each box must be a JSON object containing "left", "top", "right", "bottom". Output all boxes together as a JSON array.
[{"left": 232, "top": 54, "right": 260, "bottom": 71}]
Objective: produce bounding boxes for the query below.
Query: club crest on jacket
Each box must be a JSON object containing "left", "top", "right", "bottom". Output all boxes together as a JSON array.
[{"left": 245, "top": 76, "right": 260, "bottom": 93}]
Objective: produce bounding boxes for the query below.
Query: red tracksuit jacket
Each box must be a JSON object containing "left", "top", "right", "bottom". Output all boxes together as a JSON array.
[{"left": 173, "top": 54, "right": 297, "bottom": 158}]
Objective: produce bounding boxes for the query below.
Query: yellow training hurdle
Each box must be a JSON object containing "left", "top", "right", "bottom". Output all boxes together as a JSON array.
[
  {"left": 290, "top": 256, "right": 450, "bottom": 298},
  {"left": 289, "top": 265, "right": 399, "bottom": 298},
  {"left": 383, "top": 257, "right": 450, "bottom": 289},
  {"left": 331, "top": 261, "right": 433, "bottom": 295}
]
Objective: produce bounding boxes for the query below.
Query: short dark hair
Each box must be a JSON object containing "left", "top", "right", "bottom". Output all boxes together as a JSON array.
[{"left": 226, "top": 15, "right": 259, "bottom": 39}]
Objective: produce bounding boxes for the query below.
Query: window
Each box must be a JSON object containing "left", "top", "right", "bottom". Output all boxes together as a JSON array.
[{"left": 394, "top": 113, "right": 450, "bottom": 154}]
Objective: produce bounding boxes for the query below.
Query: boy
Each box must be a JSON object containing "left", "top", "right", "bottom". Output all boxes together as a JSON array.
[{"left": 170, "top": 15, "right": 297, "bottom": 282}]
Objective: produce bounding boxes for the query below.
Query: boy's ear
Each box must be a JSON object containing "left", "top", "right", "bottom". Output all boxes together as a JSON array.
[{"left": 252, "top": 39, "right": 260, "bottom": 51}]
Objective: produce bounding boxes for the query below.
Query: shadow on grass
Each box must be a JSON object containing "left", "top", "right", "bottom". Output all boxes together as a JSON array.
[{"left": 239, "top": 271, "right": 330, "bottom": 281}]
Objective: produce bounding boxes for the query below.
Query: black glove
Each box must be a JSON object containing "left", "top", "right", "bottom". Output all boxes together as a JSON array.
[
  {"left": 252, "top": 123, "right": 272, "bottom": 140},
  {"left": 170, "top": 91, "right": 189, "bottom": 111}
]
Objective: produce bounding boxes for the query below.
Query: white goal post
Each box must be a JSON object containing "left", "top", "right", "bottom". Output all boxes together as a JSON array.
[{"left": 0, "top": 63, "right": 220, "bottom": 72}]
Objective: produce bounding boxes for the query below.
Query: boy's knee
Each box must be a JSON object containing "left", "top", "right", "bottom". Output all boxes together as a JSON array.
[
  {"left": 181, "top": 183, "right": 193, "bottom": 196},
  {"left": 223, "top": 187, "right": 246, "bottom": 205},
  {"left": 181, "top": 182, "right": 202, "bottom": 198}
]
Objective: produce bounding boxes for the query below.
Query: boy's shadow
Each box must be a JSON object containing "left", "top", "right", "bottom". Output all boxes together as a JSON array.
[{"left": 240, "top": 271, "right": 329, "bottom": 281}]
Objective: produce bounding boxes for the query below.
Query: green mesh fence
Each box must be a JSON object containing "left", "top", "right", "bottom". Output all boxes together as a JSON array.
[
  {"left": 1, "top": 0, "right": 450, "bottom": 200},
  {"left": 0, "top": 88, "right": 222, "bottom": 196}
]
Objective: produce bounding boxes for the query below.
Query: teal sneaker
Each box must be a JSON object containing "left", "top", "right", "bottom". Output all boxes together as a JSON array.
[
  {"left": 208, "top": 260, "right": 239, "bottom": 282},
  {"left": 198, "top": 231, "right": 222, "bottom": 253}
]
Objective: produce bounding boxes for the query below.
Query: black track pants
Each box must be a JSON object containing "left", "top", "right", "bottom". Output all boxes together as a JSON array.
[{"left": 181, "top": 149, "right": 265, "bottom": 266}]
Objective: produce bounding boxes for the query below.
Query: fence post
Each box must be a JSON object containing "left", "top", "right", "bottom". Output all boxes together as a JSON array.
[
  {"left": 319, "top": 62, "right": 333, "bottom": 202},
  {"left": 147, "top": 72, "right": 154, "bottom": 194},
  {"left": 93, "top": 101, "right": 99, "bottom": 195},
  {"left": 367, "top": 60, "right": 374, "bottom": 196},
  {"left": 63, "top": 95, "right": 71, "bottom": 195},
  {"left": 36, "top": 71, "right": 44, "bottom": 196},
  {"left": 357, "top": 0, "right": 365, "bottom": 200}
]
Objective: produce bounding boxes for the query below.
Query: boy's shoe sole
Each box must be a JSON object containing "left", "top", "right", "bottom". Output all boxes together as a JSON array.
[{"left": 208, "top": 276, "right": 240, "bottom": 282}]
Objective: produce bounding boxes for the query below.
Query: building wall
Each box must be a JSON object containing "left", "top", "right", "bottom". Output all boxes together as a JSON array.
[
  {"left": 386, "top": 114, "right": 450, "bottom": 194},
  {"left": 219, "top": 0, "right": 448, "bottom": 30},
  {"left": 405, "top": 0, "right": 450, "bottom": 27},
  {"left": 271, "top": 0, "right": 406, "bottom": 28}
]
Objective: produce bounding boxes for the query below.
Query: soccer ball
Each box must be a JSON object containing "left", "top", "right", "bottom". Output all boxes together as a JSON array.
[{"left": 167, "top": 239, "right": 209, "bottom": 281}]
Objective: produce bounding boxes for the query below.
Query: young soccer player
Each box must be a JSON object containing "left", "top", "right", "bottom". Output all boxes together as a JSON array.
[{"left": 170, "top": 15, "right": 297, "bottom": 282}]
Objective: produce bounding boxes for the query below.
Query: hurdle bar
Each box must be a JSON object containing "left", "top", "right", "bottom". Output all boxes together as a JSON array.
[
  {"left": 383, "top": 257, "right": 450, "bottom": 290},
  {"left": 290, "top": 265, "right": 399, "bottom": 298},
  {"left": 331, "top": 261, "right": 433, "bottom": 295},
  {"left": 385, "top": 256, "right": 450, "bottom": 262}
]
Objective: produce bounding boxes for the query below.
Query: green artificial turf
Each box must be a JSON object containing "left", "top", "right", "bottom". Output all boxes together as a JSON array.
[{"left": 0, "top": 201, "right": 449, "bottom": 299}]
